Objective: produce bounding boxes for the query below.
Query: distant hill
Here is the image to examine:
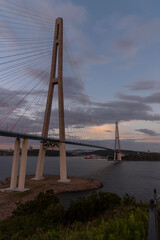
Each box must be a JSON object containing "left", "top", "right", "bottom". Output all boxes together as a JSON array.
[{"left": 122, "top": 152, "right": 160, "bottom": 161}]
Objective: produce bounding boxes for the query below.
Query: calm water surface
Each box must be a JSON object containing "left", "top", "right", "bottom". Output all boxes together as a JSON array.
[{"left": 0, "top": 156, "right": 160, "bottom": 204}]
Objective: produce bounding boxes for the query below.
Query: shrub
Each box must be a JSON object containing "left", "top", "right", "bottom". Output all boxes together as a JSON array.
[
  {"left": 66, "top": 191, "right": 121, "bottom": 223},
  {"left": 66, "top": 208, "right": 148, "bottom": 240},
  {"left": 0, "top": 215, "right": 44, "bottom": 240},
  {"left": 13, "top": 190, "right": 59, "bottom": 216},
  {"left": 123, "top": 193, "right": 136, "bottom": 206},
  {"left": 44, "top": 202, "right": 65, "bottom": 224}
]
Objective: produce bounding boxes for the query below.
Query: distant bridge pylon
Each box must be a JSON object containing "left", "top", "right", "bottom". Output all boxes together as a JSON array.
[{"left": 114, "top": 121, "right": 121, "bottom": 161}]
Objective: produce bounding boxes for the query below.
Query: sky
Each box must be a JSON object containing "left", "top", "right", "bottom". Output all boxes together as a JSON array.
[{"left": 0, "top": 0, "right": 160, "bottom": 152}]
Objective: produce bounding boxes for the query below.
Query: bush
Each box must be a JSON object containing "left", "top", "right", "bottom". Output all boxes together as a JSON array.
[
  {"left": 66, "top": 191, "right": 121, "bottom": 223},
  {"left": 123, "top": 193, "right": 136, "bottom": 206},
  {"left": 0, "top": 190, "right": 64, "bottom": 240},
  {"left": 44, "top": 202, "right": 65, "bottom": 224},
  {"left": 13, "top": 190, "right": 59, "bottom": 216},
  {"left": 0, "top": 215, "right": 44, "bottom": 240},
  {"left": 67, "top": 207, "right": 148, "bottom": 240}
]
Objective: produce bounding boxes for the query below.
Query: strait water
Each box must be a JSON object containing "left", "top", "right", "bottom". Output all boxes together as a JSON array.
[{"left": 0, "top": 156, "right": 160, "bottom": 203}]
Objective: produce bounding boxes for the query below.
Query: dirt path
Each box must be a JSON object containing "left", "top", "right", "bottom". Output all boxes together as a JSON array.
[{"left": 0, "top": 175, "right": 103, "bottom": 221}]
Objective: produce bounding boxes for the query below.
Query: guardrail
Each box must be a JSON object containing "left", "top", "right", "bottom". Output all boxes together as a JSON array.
[{"left": 148, "top": 189, "right": 160, "bottom": 240}]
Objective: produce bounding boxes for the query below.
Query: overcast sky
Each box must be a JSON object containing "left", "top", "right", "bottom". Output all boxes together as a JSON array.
[{"left": 0, "top": 0, "right": 160, "bottom": 152}]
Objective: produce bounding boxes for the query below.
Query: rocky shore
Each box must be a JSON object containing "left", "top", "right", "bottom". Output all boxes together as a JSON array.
[{"left": 0, "top": 175, "right": 103, "bottom": 221}]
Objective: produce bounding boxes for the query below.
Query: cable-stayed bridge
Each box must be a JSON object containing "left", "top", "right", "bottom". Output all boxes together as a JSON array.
[{"left": 0, "top": 1, "right": 117, "bottom": 191}]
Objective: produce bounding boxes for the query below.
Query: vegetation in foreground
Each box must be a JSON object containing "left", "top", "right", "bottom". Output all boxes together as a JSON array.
[{"left": 0, "top": 190, "right": 149, "bottom": 240}]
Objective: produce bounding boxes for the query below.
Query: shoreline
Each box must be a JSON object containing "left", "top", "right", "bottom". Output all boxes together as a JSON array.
[{"left": 0, "top": 175, "right": 103, "bottom": 221}]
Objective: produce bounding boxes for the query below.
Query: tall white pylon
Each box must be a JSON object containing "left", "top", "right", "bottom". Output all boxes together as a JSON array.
[
  {"left": 35, "top": 18, "right": 70, "bottom": 182},
  {"left": 114, "top": 121, "right": 121, "bottom": 160}
]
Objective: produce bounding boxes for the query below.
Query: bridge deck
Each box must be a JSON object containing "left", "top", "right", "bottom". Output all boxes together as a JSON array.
[{"left": 0, "top": 130, "right": 109, "bottom": 150}]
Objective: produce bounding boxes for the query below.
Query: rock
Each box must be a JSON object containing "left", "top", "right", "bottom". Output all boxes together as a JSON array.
[{"left": 1, "top": 178, "right": 9, "bottom": 185}]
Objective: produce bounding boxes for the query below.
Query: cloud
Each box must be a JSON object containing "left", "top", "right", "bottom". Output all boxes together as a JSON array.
[
  {"left": 126, "top": 79, "right": 160, "bottom": 91},
  {"left": 63, "top": 77, "right": 91, "bottom": 105},
  {"left": 96, "top": 14, "right": 160, "bottom": 60},
  {"left": 0, "top": 88, "right": 27, "bottom": 108},
  {"left": 136, "top": 129, "right": 160, "bottom": 136},
  {"left": 117, "top": 93, "right": 143, "bottom": 102},
  {"left": 74, "top": 50, "right": 111, "bottom": 66},
  {"left": 104, "top": 101, "right": 151, "bottom": 111},
  {"left": 64, "top": 100, "right": 160, "bottom": 128},
  {"left": 1, "top": 79, "right": 160, "bottom": 135},
  {"left": 115, "top": 38, "right": 135, "bottom": 49},
  {"left": 114, "top": 37, "right": 138, "bottom": 57},
  {"left": 145, "top": 92, "right": 160, "bottom": 103},
  {"left": 117, "top": 92, "right": 160, "bottom": 104}
]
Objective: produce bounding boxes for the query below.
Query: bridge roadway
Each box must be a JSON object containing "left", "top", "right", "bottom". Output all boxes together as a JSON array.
[{"left": 0, "top": 130, "right": 109, "bottom": 150}]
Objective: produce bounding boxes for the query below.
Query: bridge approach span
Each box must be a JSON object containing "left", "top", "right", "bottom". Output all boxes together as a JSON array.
[{"left": 0, "top": 130, "right": 110, "bottom": 151}]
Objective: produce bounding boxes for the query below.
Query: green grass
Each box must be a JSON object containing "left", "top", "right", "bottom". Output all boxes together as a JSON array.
[{"left": 25, "top": 207, "right": 148, "bottom": 240}]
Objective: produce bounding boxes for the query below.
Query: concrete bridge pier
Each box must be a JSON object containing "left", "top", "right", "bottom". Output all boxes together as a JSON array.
[
  {"left": 58, "top": 143, "right": 70, "bottom": 182},
  {"left": 17, "top": 138, "right": 28, "bottom": 191},
  {"left": 118, "top": 152, "right": 122, "bottom": 161},
  {"left": 34, "top": 142, "right": 45, "bottom": 180},
  {"left": 10, "top": 138, "right": 20, "bottom": 189}
]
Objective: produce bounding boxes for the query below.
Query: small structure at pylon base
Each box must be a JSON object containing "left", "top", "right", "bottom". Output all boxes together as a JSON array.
[{"left": 114, "top": 121, "right": 121, "bottom": 161}]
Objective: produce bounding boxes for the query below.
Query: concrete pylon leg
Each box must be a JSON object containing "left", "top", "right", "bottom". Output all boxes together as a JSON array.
[
  {"left": 118, "top": 153, "right": 122, "bottom": 161},
  {"left": 34, "top": 142, "right": 46, "bottom": 180},
  {"left": 58, "top": 143, "right": 70, "bottom": 182},
  {"left": 10, "top": 138, "right": 20, "bottom": 189},
  {"left": 18, "top": 138, "right": 28, "bottom": 191}
]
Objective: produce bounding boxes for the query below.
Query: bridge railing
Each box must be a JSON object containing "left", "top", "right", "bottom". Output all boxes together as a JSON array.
[{"left": 148, "top": 189, "right": 160, "bottom": 240}]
